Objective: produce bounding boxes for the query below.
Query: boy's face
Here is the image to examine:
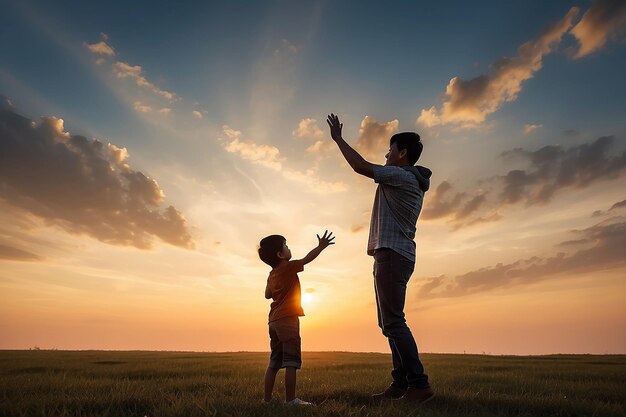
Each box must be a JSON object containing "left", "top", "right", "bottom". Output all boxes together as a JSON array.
[{"left": 277, "top": 241, "right": 291, "bottom": 261}]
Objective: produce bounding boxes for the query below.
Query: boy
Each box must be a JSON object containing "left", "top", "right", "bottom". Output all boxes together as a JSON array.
[{"left": 258, "top": 230, "right": 335, "bottom": 405}]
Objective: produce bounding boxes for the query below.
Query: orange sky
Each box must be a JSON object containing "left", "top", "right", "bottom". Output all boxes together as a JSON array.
[{"left": 1, "top": 0, "right": 626, "bottom": 355}]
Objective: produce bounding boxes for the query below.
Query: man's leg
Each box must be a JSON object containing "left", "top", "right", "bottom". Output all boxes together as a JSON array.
[
  {"left": 375, "top": 266, "right": 408, "bottom": 389},
  {"left": 374, "top": 249, "right": 429, "bottom": 389}
]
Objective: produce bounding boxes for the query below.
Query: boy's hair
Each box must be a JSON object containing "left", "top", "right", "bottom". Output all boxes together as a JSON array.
[
  {"left": 390, "top": 132, "right": 423, "bottom": 165},
  {"left": 258, "top": 235, "right": 286, "bottom": 268}
]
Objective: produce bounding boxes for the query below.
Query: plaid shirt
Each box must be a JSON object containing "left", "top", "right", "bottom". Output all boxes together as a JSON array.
[{"left": 367, "top": 166, "right": 425, "bottom": 262}]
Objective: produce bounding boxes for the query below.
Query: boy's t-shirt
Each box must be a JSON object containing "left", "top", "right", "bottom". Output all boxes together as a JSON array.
[{"left": 266, "top": 260, "right": 305, "bottom": 323}]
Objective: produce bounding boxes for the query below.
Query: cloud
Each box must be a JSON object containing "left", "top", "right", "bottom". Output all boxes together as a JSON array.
[
  {"left": 421, "top": 181, "right": 467, "bottom": 220},
  {"left": 569, "top": 0, "right": 626, "bottom": 58},
  {"left": 524, "top": 124, "right": 542, "bottom": 134},
  {"left": 281, "top": 168, "right": 347, "bottom": 193},
  {"left": 133, "top": 101, "right": 152, "bottom": 113},
  {"left": 417, "top": 7, "right": 579, "bottom": 128},
  {"left": 158, "top": 108, "right": 171, "bottom": 115},
  {"left": 422, "top": 136, "right": 626, "bottom": 229},
  {"left": 293, "top": 118, "right": 324, "bottom": 139},
  {"left": 83, "top": 40, "right": 115, "bottom": 56},
  {"left": 610, "top": 199, "right": 626, "bottom": 211},
  {"left": 592, "top": 198, "right": 626, "bottom": 217},
  {"left": 0, "top": 97, "right": 194, "bottom": 249},
  {"left": 112, "top": 61, "right": 178, "bottom": 102},
  {"left": 418, "top": 216, "right": 626, "bottom": 299},
  {"left": 219, "top": 125, "right": 346, "bottom": 193},
  {"left": 499, "top": 136, "right": 626, "bottom": 205},
  {"left": 220, "top": 125, "right": 282, "bottom": 171},
  {"left": 355, "top": 116, "right": 399, "bottom": 160},
  {"left": 350, "top": 224, "right": 366, "bottom": 233},
  {"left": 306, "top": 140, "right": 335, "bottom": 154},
  {"left": 192, "top": 110, "right": 203, "bottom": 119},
  {"left": 84, "top": 41, "right": 115, "bottom": 56},
  {"left": 421, "top": 181, "right": 494, "bottom": 227},
  {"left": 0, "top": 243, "right": 41, "bottom": 261}
]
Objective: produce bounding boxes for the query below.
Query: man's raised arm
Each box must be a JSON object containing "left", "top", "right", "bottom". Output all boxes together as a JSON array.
[{"left": 327, "top": 113, "right": 378, "bottom": 179}]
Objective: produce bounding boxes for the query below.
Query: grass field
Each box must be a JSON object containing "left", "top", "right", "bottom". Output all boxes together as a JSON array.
[{"left": 0, "top": 351, "right": 623, "bottom": 417}]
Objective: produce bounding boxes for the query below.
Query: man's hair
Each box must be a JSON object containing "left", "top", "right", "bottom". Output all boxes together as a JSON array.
[
  {"left": 258, "top": 235, "right": 286, "bottom": 268},
  {"left": 390, "top": 132, "right": 423, "bottom": 165}
]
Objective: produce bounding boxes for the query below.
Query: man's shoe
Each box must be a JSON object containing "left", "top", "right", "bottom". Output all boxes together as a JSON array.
[
  {"left": 398, "top": 387, "right": 435, "bottom": 404},
  {"left": 372, "top": 386, "right": 407, "bottom": 400}
]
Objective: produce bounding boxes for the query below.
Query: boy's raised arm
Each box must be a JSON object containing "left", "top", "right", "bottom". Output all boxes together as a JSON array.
[
  {"left": 298, "top": 231, "right": 335, "bottom": 265},
  {"left": 327, "top": 113, "right": 380, "bottom": 179}
]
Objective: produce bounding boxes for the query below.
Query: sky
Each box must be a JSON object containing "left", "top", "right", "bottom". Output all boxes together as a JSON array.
[{"left": 0, "top": 0, "right": 625, "bottom": 355}]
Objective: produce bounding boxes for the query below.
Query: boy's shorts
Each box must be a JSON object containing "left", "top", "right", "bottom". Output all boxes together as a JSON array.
[{"left": 268, "top": 316, "right": 302, "bottom": 369}]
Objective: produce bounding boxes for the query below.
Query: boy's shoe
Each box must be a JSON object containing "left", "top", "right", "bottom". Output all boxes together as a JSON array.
[
  {"left": 372, "top": 386, "right": 407, "bottom": 400},
  {"left": 262, "top": 397, "right": 281, "bottom": 405},
  {"left": 397, "top": 387, "right": 435, "bottom": 404},
  {"left": 286, "top": 398, "right": 313, "bottom": 406}
]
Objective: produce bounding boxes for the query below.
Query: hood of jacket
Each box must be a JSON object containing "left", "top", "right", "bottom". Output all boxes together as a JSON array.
[{"left": 402, "top": 165, "right": 432, "bottom": 192}]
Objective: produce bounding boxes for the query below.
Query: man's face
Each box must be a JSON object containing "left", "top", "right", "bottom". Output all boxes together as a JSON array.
[{"left": 385, "top": 142, "right": 405, "bottom": 166}]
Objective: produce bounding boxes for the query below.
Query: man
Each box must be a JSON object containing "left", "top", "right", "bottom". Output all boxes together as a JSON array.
[{"left": 326, "top": 113, "right": 434, "bottom": 403}]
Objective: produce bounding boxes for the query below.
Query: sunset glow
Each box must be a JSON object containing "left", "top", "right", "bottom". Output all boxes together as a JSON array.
[{"left": 0, "top": 0, "right": 625, "bottom": 355}]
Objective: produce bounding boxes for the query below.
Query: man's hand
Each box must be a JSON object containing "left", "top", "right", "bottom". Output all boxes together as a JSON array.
[
  {"left": 317, "top": 230, "right": 336, "bottom": 250},
  {"left": 325, "top": 112, "right": 377, "bottom": 179},
  {"left": 327, "top": 113, "right": 343, "bottom": 142}
]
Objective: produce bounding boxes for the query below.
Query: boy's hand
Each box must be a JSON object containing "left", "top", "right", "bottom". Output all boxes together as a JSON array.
[
  {"left": 317, "top": 230, "right": 336, "bottom": 249},
  {"left": 326, "top": 113, "right": 343, "bottom": 142}
]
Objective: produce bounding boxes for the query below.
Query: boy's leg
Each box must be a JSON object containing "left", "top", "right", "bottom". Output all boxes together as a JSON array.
[
  {"left": 274, "top": 317, "right": 302, "bottom": 401},
  {"left": 266, "top": 322, "right": 283, "bottom": 401},
  {"left": 264, "top": 367, "right": 279, "bottom": 402},
  {"left": 285, "top": 366, "right": 297, "bottom": 402}
]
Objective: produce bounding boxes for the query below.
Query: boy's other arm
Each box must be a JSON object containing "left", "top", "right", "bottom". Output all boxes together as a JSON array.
[
  {"left": 264, "top": 279, "right": 272, "bottom": 299},
  {"left": 298, "top": 231, "right": 335, "bottom": 265},
  {"left": 327, "top": 113, "right": 380, "bottom": 179}
]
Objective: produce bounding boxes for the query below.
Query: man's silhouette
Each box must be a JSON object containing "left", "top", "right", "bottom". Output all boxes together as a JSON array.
[{"left": 326, "top": 113, "right": 434, "bottom": 403}]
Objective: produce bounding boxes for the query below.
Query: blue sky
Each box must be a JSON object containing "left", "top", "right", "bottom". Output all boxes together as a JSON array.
[{"left": 1, "top": 0, "right": 625, "bottom": 353}]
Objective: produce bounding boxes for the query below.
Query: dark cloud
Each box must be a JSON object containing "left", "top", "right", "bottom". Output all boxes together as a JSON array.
[
  {"left": 421, "top": 181, "right": 466, "bottom": 220},
  {"left": 591, "top": 198, "right": 626, "bottom": 217},
  {"left": 421, "top": 181, "right": 492, "bottom": 228},
  {"left": 422, "top": 137, "right": 625, "bottom": 230},
  {"left": 418, "top": 217, "right": 626, "bottom": 299},
  {"left": 610, "top": 199, "right": 626, "bottom": 211},
  {"left": 569, "top": 0, "right": 626, "bottom": 58},
  {"left": 0, "top": 96, "right": 194, "bottom": 249},
  {"left": 0, "top": 243, "right": 41, "bottom": 261},
  {"left": 499, "top": 136, "right": 626, "bottom": 206}
]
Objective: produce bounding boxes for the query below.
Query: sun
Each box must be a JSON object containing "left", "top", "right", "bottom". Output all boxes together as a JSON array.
[{"left": 302, "top": 293, "right": 315, "bottom": 307}]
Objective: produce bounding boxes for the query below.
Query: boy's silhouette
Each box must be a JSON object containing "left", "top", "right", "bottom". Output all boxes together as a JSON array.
[
  {"left": 259, "top": 231, "right": 335, "bottom": 405},
  {"left": 326, "top": 113, "right": 434, "bottom": 403}
]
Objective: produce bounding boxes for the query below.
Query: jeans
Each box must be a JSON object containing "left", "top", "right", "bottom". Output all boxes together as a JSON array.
[{"left": 374, "top": 248, "right": 429, "bottom": 389}]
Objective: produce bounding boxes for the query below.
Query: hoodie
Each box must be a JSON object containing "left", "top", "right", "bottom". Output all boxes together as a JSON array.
[{"left": 402, "top": 165, "right": 432, "bottom": 192}]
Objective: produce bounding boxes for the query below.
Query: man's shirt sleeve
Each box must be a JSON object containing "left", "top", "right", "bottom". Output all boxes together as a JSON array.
[{"left": 373, "top": 165, "right": 412, "bottom": 187}]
